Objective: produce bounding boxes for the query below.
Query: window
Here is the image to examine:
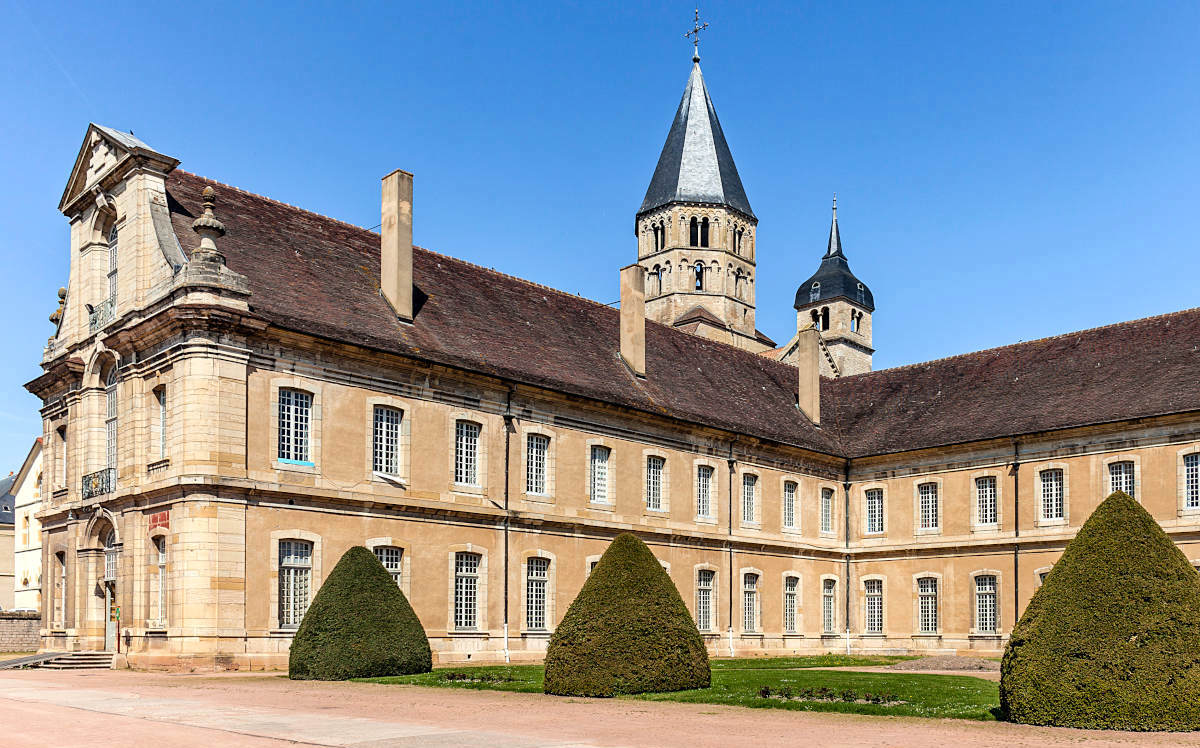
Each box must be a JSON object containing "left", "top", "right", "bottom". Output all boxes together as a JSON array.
[
  {"left": 589, "top": 445, "right": 611, "bottom": 503},
  {"left": 107, "top": 224, "right": 119, "bottom": 306},
  {"left": 526, "top": 434, "right": 549, "bottom": 495},
  {"left": 809, "top": 282, "right": 820, "bottom": 303},
  {"left": 822, "top": 579, "right": 836, "bottom": 633},
  {"left": 152, "top": 537, "right": 167, "bottom": 626},
  {"left": 454, "top": 420, "right": 481, "bottom": 486},
  {"left": 153, "top": 387, "right": 167, "bottom": 459},
  {"left": 372, "top": 406, "right": 402, "bottom": 476},
  {"left": 277, "top": 389, "right": 312, "bottom": 464},
  {"left": 588, "top": 559, "right": 600, "bottom": 576},
  {"left": 976, "top": 476, "right": 997, "bottom": 525},
  {"left": 1040, "top": 469, "right": 1064, "bottom": 520},
  {"left": 742, "top": 474, "right": 758, "bottom": 523},
  {"left": 1108, "top": 460, "right": 1135, "bottom": 498},
  {"left": 105, "top": 368, "right": 118, "bottom": 478},
  {"left": 373, "top": 545, "right": 403, "bottom": 587},
  {"left": 742, "top": 573, "right": 759, "bottom": 632},
  {"left": 453, "top": 552, "right": 481, "bottom": 630},
  {"left": 689, "top": 217, "right": 699, "bottom": 247},
  {"left": 646, "top": 455, "right": 665, "bottom": 510},
  {"left": 696, "top": 569, "right": 715, "bottom": 631},
  {"left": 850, "top": 313, "right": 859, "bottom": 332},
  {"left": 917, "top": 577, "right": 938, "bottom": 634},
  {"left": 864, "top": 579, "right": 883, "bottom": 634},
  {"left": 278, "top": 539, "right": 312, "bottom": 629},
  {"left": 526, "top": 557, "right": 549, "bottom": 630},
  {"left": 975, "top": 575, "right": 998, "bottom": 634},
  {"left": 696, "top": 465, "right": 714, "bottom": 518},
  {"left": 856, "top": 282, "right": 865, "bottom": 304},
  {"left": 53, "top": 551, "right": 66, "bottom": 628},
  {"left": 783, "top": 481, "right": 797, "bottom": 529},
  {"left": 784, "top": 576, "right": 799, "bottom": 633},
  {"left": 700, "top": 217, "right": 710, "bottom": 247},
  {"left": 820, "top": 307, "right": 830, "bottom": 331},
  {"left": 693, "top": 261, "right": 705, "bottom": 291},
  {"left": 865, "top": 488, "right": 884, "bottom": 534},
  {"left": 820, "top": 487, "right": 833, "bottom": 533},
  {"left": 103, "top": 530, "right": 118, "bottom": 582},
  {"left": 57, "top": 426, "right": 67, "bottom": 489},
  {"left": 1038, "top": 569, "right": 1051, "bottom": 586},
  {"left": 1187, "top": 454, "right": 1200, "bottom": 509},
  {"left": 918, "top": 482, "right": 939, "bottom": 530}
]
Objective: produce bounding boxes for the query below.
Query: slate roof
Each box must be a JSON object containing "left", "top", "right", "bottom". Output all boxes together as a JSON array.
[
  {"left": 163, "top": 170, "right": 1200, "bottom": 461},
  {"left": 795, "top": 205, "right": 874, "bottom": 312},
  {"left": 0, "top": 474, "right": 14, "bottom": 526},
  {"left": 637, "top": 63, "right": 755, "bottom": 221}
]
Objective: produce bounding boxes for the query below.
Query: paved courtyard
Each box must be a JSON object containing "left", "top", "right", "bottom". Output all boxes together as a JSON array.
[{"left": 2, "top": 668, "right": 1199, "bottom": 748}]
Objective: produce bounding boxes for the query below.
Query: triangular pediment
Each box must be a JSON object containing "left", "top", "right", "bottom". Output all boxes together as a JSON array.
[{"left": 59, "top": 123, "right": 178, "bottom": 214}]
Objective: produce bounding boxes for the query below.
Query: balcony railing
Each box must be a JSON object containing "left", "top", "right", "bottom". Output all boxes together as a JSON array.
[
  {"left": 82, "top": 467, "right": 115, "bottom": 499},
  {"left": 88, "top": 298, "right": 114, "bottom": 333}
]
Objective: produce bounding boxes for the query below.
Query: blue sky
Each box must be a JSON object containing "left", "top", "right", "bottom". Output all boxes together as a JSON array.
[{"left": 1, "top": 1, "right": 1198, "bottom": 473}]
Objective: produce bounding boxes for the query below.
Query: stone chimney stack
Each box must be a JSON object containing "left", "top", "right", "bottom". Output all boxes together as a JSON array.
[
  {"left": 619, "top": 264, "right": 646, "bottom": 378},
  {"left": 381, "top": 169, "right": 414, "bottom": 322},
  {"left": 796, "top": 324, "right": 821, "bottom": 425}
]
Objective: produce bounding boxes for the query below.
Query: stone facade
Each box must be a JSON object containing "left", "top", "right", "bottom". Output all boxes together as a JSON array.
[
  {"left": 11, "top": 440, "right": 43, "bottom": 611},
  {"left": 0, "top": 612, "right": 40, "bottom": 652}
]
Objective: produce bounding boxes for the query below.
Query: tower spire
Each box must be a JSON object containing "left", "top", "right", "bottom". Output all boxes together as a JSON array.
[
  {"left": 685, "top": 8, "right": 708, "bottom": 63},
  {"left": 826, "top": 193, "right": 843, "bottom": 258}
]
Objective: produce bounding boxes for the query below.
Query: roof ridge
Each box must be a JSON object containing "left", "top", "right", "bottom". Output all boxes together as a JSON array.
[{"left": 844, "top": 306, "right": 1200, "bottom": 380}]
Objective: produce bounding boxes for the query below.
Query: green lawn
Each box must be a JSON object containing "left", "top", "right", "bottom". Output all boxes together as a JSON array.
[{"left": 356, "top": 655, "right": 1000, "bottom": 721}]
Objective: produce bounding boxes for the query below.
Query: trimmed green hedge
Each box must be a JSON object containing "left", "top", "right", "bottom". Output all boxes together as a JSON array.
[
  {"left": 544, "top": 532, "right": 710, "bottom": 696},
  {"left": 289, "top": 545, "right": 432, "bottom": 680},
  {"left": 1000, "top": 491, "right": 1200, "bottom": 730}
]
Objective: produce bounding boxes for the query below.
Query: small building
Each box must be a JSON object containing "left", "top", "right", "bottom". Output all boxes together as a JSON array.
[{"left": 11, "top": 439, "right": 43, "bottom": 611}]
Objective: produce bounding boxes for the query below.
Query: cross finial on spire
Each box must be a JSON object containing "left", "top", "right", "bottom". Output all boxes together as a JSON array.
[
  {"left": 832, "top": 192, "right": 838, "bottom": 216},
  {"left": 685, "top": 8, "right": 709, "bottom": 63}
]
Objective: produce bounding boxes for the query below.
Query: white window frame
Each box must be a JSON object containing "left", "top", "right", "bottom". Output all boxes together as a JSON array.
[
  {"left": 782, "top": 574, "right": 800, "bottom": 634},
  {"left": 971, "top": 471, "right": 1002, "bottom": 530},
  {"left": 740, "top": 471, "right": 760, "bottom": 526},
  {"left": 365, "top": 396, "right": 411, "bottom": 484},
  {"left": 913, "top": 573, "right": 941, "bottom": 635},
  {"left": 277, "top": 388, "right": 313, "bottom": 465},
  {"left": 915, "top": 480, "right": 941, "bottom": 534},
  {"left": 150, "top": 535, "right": 167, "bottom": 628},
  {"left": 525, "top": 432, "right": 551, "bottom": 498},
  {"left": 278, "top": 539, "right": 313, "bottom": 630},
  {"left": 1037, "top": 465, "right": 1068, "bottom": 525},
  {"left": 819, "top": 485, "right": 836, "bottom": 536},
  {"left": 270, "top": 378, "right": 322, "bottom": 473},
  {"left": 694, "top": 460, "right": 717, "bottom": 522},
  {"left": 643, "top": 450, "right": 668, "bottom": 512},
  {"left": 524, "top": 554, "right": 552, "bottom": 632},
  {"left": 452, "top": 549, "right": 482, "bottom": 631},
  {"left": 820, "top": 576, "right": 838, "bottom": 634},
  {"left": 862, "top": 576, "right": 884, "bottom": 635},
  {"left": 152, "top": 386, "right": 167, "bottom": 461},
  {"left": 586, "top": 440, "right": 613, "bottom": 506},
  {"left": 1181, "top": 448, "right": 1200, "bottom": 515},
  {"left": 1102, "top": 454, "right": 1139, "bottom": 501},
  {"left": 269, "top": 530, "right": 322, "bottom": 634},
  {"left": 740, "top": 569, "right": 761, "bottom": 633},
  {"left": 372, "top": 405, "right": 403, "bottom": 477},
  {"left": 863, "top": 485, "right": 885, "bottom": 536},
  {"left": 366, "top": 537, "right": 411, "bottom": 596},
  {"left": 453, "top": 419, "right": 482, "bottom": 488},
  {"left": 373, "top": 545, "right": 404, "bottom": 586},
  {"left": 971, "top": 571, "right": 1000, "bottom": 635},
  {"left": 695, "top": 566, "right": 717, "bottom": 632},
  {"left": 781, "top": 478, "right": 799, "bottom": 531}
]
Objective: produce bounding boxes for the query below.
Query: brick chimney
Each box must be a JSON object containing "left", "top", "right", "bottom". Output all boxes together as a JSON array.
[
  {"left": 619, "top": 264, "right": 646, "bottom": 377},
  {"left": 796, "top": 324, "right": 821, "bottom": 425},
  {"left": 381, "top": 169, "right": 414, "bottom": 322}
]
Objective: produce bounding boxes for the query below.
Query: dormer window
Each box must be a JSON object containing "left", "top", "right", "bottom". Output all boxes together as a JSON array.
[
  {"left": 809, "top": 282, "right": 820, "bottom": 303},
  {"left": 856, "top": 282, "right": 865, "bottom": 304}
]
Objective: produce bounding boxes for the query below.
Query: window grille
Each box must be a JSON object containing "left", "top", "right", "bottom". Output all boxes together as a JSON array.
[
  {"left": 526, "top": 557, "right": 549, "bottom": 630},
  {"left": 917, "top": 577, "right": 938, "bottom": 634},
  {"left": 1187, "top": 454, "right": 1200, "bottom": 509},
  {"left": 783, "top": 481, "right": 797, "bottom": 529},
  {"left": 864, "top": 579, "right": 883, "bottom": 634},
  {"left": 646, "top": 455, "right": 665, "bottom": 510},
  {"left": 454, "top": 552, "right": 480, "bottom": 630},
  {"left": 696, "top": 465, "right": 714, "bottom": 518},
  {"left": 742, "top": 474, "right": 757, "bottom": 523},
  {"left": 526, "top": 434, "right": 549, "bottom": 494},
  {"left": 103, "top": 531, "right": 118, "bottom": 582},
  {"left": 373, "top": 406, "right": 402, "bottom": 475},
  {"left": 742, "top": 573, "right": 759, "bottom": 632},
  {"left": 822, "top": 579, "right": 836, "bottom": 633},
  {"left": 820, "top": 487, "right": 833, "bottom": 533},
  {"left": 373, "top": 546, "right": 403, "bottom": 587},
  {"left": 696, "top": 569, "right": 715, "bottom": 631},
  {"left": 107, "top": 224, "right": 118, "bottom": 307},
  {"left": 918, "top": 482, "right": 939, "bottom": 530},
  {"left": 865, "top": 488, "right": 884, "bottom": 534},
  {"left": 277, "top": 389, "right": 312, "bottom": 463},
  {"left": 976, "top": 476, "right": 997, "bottom": 525},
  {"left": 1040, "top": 469, "right": 1064, "bottom": 520},
  {"left": 105, "top": 368, "right": 118, "bottom": 474},
  {"left": 589, "top": 445, "right": 610, "bottom": 503},
  {"left": 1108, "top": 461, "right": 1135, "bottom": 498},
  {"left": 784, "top": 576, "right": 799, "bottom": 633},
  {"left": 454, "top": 421, "right": 481, "bottom": 485},
  {"left": 975, "top": 575, "right": 998, "bottom": 634},
  {"left": 278, "top": 540, "right": 312, "bottom": 629}
]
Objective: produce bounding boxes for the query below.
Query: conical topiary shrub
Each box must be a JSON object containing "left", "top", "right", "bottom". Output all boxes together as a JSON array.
[
  {"left": 288, "top": 545, "right": 432, "bottom": 680},
  {"left": 1000, "top": 491, "right": 1200, "bottom": 730},
  {"left": 544, "top": 533, "right": 710, "bottom": 696}
]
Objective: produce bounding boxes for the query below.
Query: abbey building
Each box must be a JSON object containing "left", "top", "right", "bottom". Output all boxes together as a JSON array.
[{"left": 26, "top": 56, "right": 1200, "bottom": 670}]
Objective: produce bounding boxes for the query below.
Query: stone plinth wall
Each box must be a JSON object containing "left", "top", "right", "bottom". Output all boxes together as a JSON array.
[{"left": 0, "top": 612, "right": 40, "bottom": 652}]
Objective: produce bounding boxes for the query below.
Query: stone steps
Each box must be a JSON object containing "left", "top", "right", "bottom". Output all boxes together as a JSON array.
[{"left": 37, "top": 651, "right": 114, "bottom": 670}]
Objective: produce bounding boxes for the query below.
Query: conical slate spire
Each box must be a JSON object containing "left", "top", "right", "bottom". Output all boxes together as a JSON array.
[
  {"left": 795, "top": 197, "right": 874, "bottom": 312},
  {"left": 638, "top": 62, "right": 755, "bottom": 220},
  {"left": 825, "top": 195, "right": 843, "bottom": 258}
]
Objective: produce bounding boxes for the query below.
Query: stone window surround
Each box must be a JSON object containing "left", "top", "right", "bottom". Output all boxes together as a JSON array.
[
  {"left": 969, "top": 469, "right": 1004, "bottom": 531},
  {"left": 1099, "top": 453, "right": 1141, "bottom": 501},
  {"left": 819, "top": 573, "right": 839, "bottom": 635},
  {"left": 447, "top": 543, "right": 488, "bottom": 635},
  {"left": 365, "top": 395, "right": 413, "bottom": 486},
  {"left": 146, "top": 526, "right": 170, "bottom": 631},
  {"left": 859, "top": 482, "right": 887, "bottom": 537},
  {"left": 268, "top": 529, "right": 322, "bottom": 635},
  {"left": 1178, "top": 446, "right": 1200, "bottom": 517},
  {"left": 448, "top": 412, "right": 488, "bottom": 495},
  {"left": 365, "top": 536, "right": 412, "bottom": 597},
  {"left": 911, "top": 571, "right": 943, "bottom": 637},
  {"left": 584, "top": 437, "right": 616, "bottom": 508},
  {"left": 738, "top": 467, "right": 762, "bottom": 529},
  {"left": 584, "top": 554, "right": 602, "bottom": 576},
  {"left": 269, "top": 376, "right": 323, "bottom": 474},
  {"left": 519, "top": 548, "right": 557, "bottom": 635},
  {"left": 642, "top": 447, "right": 671, "bottom": 514},
  {"left": 48, "top": 541, "right": 73, "bottom": 632},
  {"left": 859, "top": 573, "right": 886, "bottom": 636},
  {"left": 969, "top": 568, "right": 1003, "bottom": 636},
  {"left": 519, "top": 424, "right": 556, "bottom": 503},
  {"left": 818, "top": 481, "right": 840, "bottom": 538},
  {"left": 780, "top": 474, "right": 802, "bottom": 534},
  {"left": 1034, "top": 461, "right": 1070, "bottom": 527},
  {"left": 693, "top": 458, "right": 720, "bottom": 524},
  {"left": 1033, "top": 565, "right": 1053, "bottom": 587},
  {"left": 781, "top": 571, "right": 803, "bottom": 636},
  {"left": 738, "top": 565, "right": 764, "bottom": 635},
  {"left": 913, "top": 477, "right": 943, "bottom": 536},
  {"left": 693, "top": 562, "right": 719, "bottom": 633}
]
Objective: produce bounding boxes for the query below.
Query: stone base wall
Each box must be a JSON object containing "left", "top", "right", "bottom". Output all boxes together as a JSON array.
[{"left": 0, "top": 612, "right": 41, "bottom": 652}]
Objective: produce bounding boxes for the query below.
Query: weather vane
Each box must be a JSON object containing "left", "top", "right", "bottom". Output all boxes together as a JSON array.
[{"left": 685, "top": 8, "right": 709, "bottom": 63}]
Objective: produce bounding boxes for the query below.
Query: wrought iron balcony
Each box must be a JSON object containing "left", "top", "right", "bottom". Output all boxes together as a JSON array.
[
  {"left": 88, "top": 298, "right": 114, "bottom": 333},
  {"left": 82, "top": 467, "right": 115, "bottom": 499}
]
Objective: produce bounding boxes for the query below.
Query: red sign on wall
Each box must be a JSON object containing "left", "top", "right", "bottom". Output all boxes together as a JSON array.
[{"left": 149, "top": 511, "right": 169, "bottom": 530}]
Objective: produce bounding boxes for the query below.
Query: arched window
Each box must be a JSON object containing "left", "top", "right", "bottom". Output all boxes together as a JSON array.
[
  {"left": 103, "top": 529, "right": 119, "bottom": 583},
  {"left": 742, "top": 572, "right": 759, "bottom": 632},
  {"left": 809, "top": 281, "right": 820, "bottom": 303},
  {"left": 104, "top": 367, "right": 118, "bottom": 484},
  {"left": 856, "top": 283, "right": 865, "bottom": 304},
  {"left": 700, "top": 217, "right": 710, "bottom": 248},
  {"left": 735, "top": 227, "right": 744, "bottom": 254},
  {"left": 693, "top": 261, "right": 705, "bottom": 291},
  {"left": 689, "top": 217, "right": 699, "bottom": 247},
  {"left": 810, "top": 309, "right": 820, "bottom": 327},
  {"left": 107, "top": 224, "right": 119, "bottom": 306},
  {"left": 278, "top": 539, "right": 312, "bottom": 629},
  {"left": 654, "top": 222, "right": 665, "bottom": 251},
  {"left": 820, "top": 307, "right": 830, "bottom": 331},
  {"left": 734, "top": 272, "right": 743, "bottom": 299}
]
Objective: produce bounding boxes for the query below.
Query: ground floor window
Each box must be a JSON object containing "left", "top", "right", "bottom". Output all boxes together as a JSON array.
[
  {"left": 696, "top": 569, "right": 715, "bottom": 631},
  {"left": 822, "top": 579, "right": 836, "bottom": 633},
  {"left": 742, "top": 573, "right": 759, "bottom": 632},
  {"left": 783, "top": 576, "right": 798, "bottom": 633},
  {"left": 864, "top": 579, "right": 883, "bottom": 634},
  {"left": 454, "top": 552, "right": 481, "bottom": 630},
  {"left": 917, "top": 577, "right": 938, "bottom": 634},
  {"left": 526, "top": 556, "right": 549, "bottom": 630},
  {"left": 279, "top": 540, "right": 312, "bottom": 629},
  {"left": 373, "top": 545, "right": 403, "bottom": 587},
  {"left": 975, "top": 575, "right": 998, "bottom": 633}
]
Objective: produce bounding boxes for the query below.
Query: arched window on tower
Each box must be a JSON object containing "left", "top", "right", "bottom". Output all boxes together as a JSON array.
[
  {"left": 700, "top": 218, "right": 710, "bottom": 248},
  {"left": 649, "top": 266, "right": 663, "bottom": 296},
  {"left": 736, "top": 227, "right": 744, "bottom": 255},
  {"left": 811, "top": 309, "right": 820, "bottom": 328},
  {"left": 850, "top": 311, "right": 859, "bottom": 332},
  {"left": 654, "top": 222, "right": 664, "bottom": 251},
  {"left": 809, "top": 282, "right": 820, "bottom": 303},
  {"left": 821, "top": 307, "right": 830, "bottom": 331},
  {"left": 689, "top": 217, "right": 699, "bottom": 247},
  {"left": 694, "top": 261, "right": 705, "bottom": 291}
]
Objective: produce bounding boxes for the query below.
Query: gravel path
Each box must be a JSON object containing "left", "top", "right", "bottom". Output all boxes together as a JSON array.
[{"left": 888, "top": 655, "right": 1001, "bottom": 672}]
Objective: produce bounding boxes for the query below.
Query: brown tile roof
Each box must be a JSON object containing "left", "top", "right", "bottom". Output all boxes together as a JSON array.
[
  {"left": 165, "top": 169, "right": 1200, "bottom": 461},
  {"left": 164, "top": 170, "right": 841, "bottom": 454}
]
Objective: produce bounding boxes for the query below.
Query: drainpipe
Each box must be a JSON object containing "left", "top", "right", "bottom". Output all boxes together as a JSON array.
[
  {"left": 843, "top": 460, "right": 852, "bottom": 656},
  {"left": 1011, "top": 439, "right": 1021, "bottom": 633},
  {"left": 502, "top": 390, "right": 514, "bottom": 664},
  {"left": 727, "top": 444, "right": 736, "bottom": 658}
]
